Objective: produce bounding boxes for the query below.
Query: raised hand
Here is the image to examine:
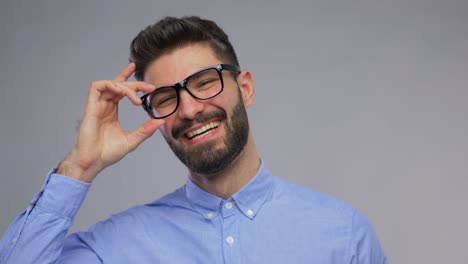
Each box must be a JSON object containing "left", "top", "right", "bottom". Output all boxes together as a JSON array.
[{"left": 57, "top": 63, "right": 164, "bottom": 183}]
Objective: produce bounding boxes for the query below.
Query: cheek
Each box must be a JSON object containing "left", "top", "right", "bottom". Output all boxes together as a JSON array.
[{"left": 210, "top": 92, "right": 233, "bottom": 109}]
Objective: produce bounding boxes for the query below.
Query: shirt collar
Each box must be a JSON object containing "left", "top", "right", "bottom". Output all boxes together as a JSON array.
[{"left": 185, "top": 160, "right": 273, "bottom": 220}]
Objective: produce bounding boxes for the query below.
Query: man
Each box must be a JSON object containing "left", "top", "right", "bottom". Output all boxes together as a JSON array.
[{"left": 0, "top": 16, "right": 387, "bottom": 263}]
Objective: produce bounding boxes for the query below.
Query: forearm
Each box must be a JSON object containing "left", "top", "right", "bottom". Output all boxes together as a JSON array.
[
  {"left": 0, "top": 64, "right": 161, "bottom": 263},
  {"left": 0, "top": 171, "right": 90, "bottom": 263}
]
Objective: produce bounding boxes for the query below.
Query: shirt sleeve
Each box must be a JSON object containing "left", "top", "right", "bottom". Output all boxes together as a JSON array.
[
  {"left": 349, "top": 209, "right": 389, "bottom": 264},
  {"left": 0, "top": 169, "right": 99, "bottom": 264}
]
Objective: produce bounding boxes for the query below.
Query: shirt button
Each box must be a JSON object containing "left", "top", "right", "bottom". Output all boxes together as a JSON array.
[
  {"left": 224, "top": 202, "right": 233, "bottom": 209},
  {"left": 207, "top": 213, "right": 214, "bottom": 219},
  {"left": 226, "top": 236, "right": 234, "bottom": 245},
  {"left": 246, "top": 209, "right": 254, "bottom": 217}
]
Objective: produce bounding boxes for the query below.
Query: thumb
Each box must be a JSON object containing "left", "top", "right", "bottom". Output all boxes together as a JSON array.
[{"left": 127, "top": 119, "right": 165, "bottom": 151}]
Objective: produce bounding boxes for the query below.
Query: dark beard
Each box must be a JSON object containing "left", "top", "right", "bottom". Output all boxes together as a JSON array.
[{"left": 164, "top": 91, "right": 249, "bottom": 176}]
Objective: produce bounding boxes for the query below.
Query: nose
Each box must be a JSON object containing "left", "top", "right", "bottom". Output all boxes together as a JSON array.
[{"left": 176, "top": 89, "right": 205, "bottom": 120}]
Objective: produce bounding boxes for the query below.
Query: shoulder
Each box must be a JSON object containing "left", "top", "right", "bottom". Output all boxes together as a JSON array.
[
  {"left": 64, "top": 186, "right": 190, "bottom": 249},
  {"left": 270, "top": 176, "right": 387, "bottom": 263},
  {"left": 268, "top": 176, "right": 379, "bottom": 240},
  {"left": 75, "top": 185, "right": 190, "bottom": 235},
  {"left": 270, "top": 176, "right": 357, "bottom": 220}
]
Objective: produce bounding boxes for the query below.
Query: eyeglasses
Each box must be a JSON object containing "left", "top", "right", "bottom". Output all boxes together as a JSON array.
[{"left": 141, "top": 64, "right": 241, "bottom": 119}]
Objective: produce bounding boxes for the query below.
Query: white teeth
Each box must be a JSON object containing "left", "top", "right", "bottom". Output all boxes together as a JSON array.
[
  {"left": 191, "top": 134, "right": 205, "bottom": 140},
  {"left": 187, "top": 121, "right": 220, "bottom": 139}
]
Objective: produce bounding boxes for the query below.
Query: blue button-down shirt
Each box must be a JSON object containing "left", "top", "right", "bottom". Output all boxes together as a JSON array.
[{"left": 0, "top": 162, "right": 387, "bottom": 263}]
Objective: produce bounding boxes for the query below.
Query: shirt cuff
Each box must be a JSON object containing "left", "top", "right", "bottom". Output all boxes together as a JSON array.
[{"left": 32, "top": 169, "right": 91, "bottom": 218}]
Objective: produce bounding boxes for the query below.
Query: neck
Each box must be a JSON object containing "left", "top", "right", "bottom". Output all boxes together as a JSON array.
[{"left": 188, "top": 132, "right": 260, "bottom": 199}]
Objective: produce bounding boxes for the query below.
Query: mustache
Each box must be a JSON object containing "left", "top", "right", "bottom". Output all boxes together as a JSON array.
[{"left": 172, "top": 109, "right": 227, "bottom": 139}]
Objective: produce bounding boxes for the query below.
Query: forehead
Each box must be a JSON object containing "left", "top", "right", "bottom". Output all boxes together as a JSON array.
[{"left": 143, "top": 43, "right": 222, "bottom": 86}]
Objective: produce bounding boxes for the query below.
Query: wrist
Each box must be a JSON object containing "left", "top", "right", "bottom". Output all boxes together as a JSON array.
[{"left": 57, "top": 153, "right": 99, "bottom": 183}]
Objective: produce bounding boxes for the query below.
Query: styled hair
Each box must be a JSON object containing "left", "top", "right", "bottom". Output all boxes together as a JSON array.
[{"left": 129, "top": 16, "right": 240, "bottom": 81}]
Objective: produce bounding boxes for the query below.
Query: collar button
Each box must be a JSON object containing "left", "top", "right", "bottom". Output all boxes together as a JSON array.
[
  {"left": 207, "top": 212, "right": 214, "bottom": 219},
  {"left": 246, "top": 209, "right": 254, "bottom": 217},
  {"left": 224, "top": 202, "right": 233, "bottom": 209}
]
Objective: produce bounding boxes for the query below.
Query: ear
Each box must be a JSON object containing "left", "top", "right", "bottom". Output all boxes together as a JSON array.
[{"left": 237, "top": 69, "right": 255, "bottom": 108}]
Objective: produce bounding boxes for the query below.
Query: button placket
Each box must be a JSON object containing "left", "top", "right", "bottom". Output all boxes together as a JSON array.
[
  {"left": 221, "top": 200, "right": 240, "bottom": 264},
  {"left": 225, "top": 235, "right": 234, "bottom": 245},
  {"left": 221, "top": 200, "right": 236, "bottom": 218}
]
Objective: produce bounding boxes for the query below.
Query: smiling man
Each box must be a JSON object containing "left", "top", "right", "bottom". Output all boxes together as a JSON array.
[
  {"left": 144, "top": 44, "right": 255, "bottom": 188},
  {"left": 0, "top": 16, "right": 387, "bottom": 263}
]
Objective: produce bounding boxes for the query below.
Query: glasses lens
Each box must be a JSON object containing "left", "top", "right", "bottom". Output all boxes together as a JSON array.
[
  {"left": 149, "top": 86, "right": 178, "bottom": 118},
  {"left": 186, "top": 68, "right": 222, "bottom": 99}
]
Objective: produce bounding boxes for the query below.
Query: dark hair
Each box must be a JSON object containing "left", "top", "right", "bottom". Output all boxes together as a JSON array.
[{"left": 129, "top": 16, "right": 240, "bottom": 81}]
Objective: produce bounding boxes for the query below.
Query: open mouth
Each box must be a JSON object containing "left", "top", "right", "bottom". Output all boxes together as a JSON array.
[{"left": 185, "top": 121, "right": 221, "bottom": 140}]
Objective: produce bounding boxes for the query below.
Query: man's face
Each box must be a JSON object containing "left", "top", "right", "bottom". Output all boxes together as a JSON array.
[{"left": 143, "top": 43, "right": 251, "bottom": 175}]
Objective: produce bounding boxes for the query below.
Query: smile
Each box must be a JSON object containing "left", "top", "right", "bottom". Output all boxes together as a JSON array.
[{"left": 186, "top": 121, "right": 221, "bottom": 140}]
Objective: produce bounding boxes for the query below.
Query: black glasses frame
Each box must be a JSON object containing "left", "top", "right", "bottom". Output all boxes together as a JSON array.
[{"left": 141, "top": 64, "right": 241, "bottom": 119}]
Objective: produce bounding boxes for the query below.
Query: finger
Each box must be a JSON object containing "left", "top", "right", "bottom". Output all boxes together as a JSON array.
[
  {"left": 126, "top": 119, "right": 165, "bottom": 152},
  {"left": 89, "top": 80, "right": 150, "bottom": 106},
  {"left": 113, "top": 82, "right": 140, "bottom": 105},
  {"left": 91, "top": 80, "right": 125, "bottom": 102},
  {"left": 86, "top": 81, "right": 120, "bottom": 107},
  {"left": 121, "top": 81, "right": 156, "bottom": 94},
  {"left": 114, "top": 63, "right": 136, "bottom": 82},
  {"left": 115, "top": 82, "right": 155, "bottom": 105}
]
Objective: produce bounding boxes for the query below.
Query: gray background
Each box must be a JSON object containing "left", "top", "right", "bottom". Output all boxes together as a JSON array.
[{"left": 1, "top": 0, "right": 467, "bottom": 263}]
